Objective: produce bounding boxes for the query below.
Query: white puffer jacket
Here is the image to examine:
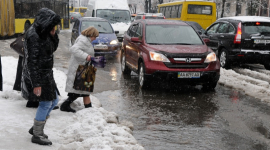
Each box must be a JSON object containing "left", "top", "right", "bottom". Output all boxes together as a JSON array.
[{"left": 65, "top": 35, "right": 95, "bottom": 94}]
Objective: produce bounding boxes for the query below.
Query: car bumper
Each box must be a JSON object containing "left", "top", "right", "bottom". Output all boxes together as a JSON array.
[
  {"left": 229, "top": 49, "right": 270, "bottom": 63},
  {"left": 147, "top": 71, "right": 220, "bottom": 85},
  {"left": 94, "top": 45, "right": 120, "bottom": 54},
  {"left": 143, "top": 59, "right": 220, "bottom": 85}
]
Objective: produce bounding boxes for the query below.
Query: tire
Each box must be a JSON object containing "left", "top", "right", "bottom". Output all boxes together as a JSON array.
[
  {"left": 264, "top": 61, "right": 270, "bottom": 70},
  {"left": 138, "top": 62, "right": 151, "bottom": 89},
  {"left": 24, "top": 22, "right": 31, "bottom": 32},
  {"left": 202, "top": 80, "right": 218, "bottom": 90},
  {"left": 218, "top": 48, "right": 231, "bottom": 69},
  {"left": 121, "top": 52, "right": 131, "bottom": 75}
]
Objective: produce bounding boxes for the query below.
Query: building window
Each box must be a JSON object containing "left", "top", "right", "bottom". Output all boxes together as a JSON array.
[{"left": 225, "top": 3, "right": 231, "bottom": 13}]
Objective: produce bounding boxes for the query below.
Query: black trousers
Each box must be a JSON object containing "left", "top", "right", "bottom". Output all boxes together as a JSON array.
[
  {"left": 0, "top": 55, "right": 2, "bottom": 91},
  {"left": 13, "top": 56, "right": 23, "bottom": 91}
]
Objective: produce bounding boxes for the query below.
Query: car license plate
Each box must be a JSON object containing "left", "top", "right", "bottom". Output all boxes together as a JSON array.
[
  {"left": 178, "top": 72, "right": 200, "bottom": 78},
  {"left": 94, "top": 45, "right": 108, "bottom": 50},
  {"left": 254, "top": 40, "right": 270, "bottom": 44}
]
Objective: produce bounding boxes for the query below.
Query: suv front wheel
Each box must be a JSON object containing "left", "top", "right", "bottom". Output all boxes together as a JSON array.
[
  {"left": 121, "top": 52, "right": 131, "bottom": 75},
  {"left": 138, "top": 62, "right": 151, "bottom": 89},
  {"left": 219, "top": 48, "right": 231, "bottom": 69}
]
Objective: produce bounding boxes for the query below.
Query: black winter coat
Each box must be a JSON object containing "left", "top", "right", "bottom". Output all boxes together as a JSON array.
[{"left": 21, "top": 8, "right": 60, "bottom": 101}]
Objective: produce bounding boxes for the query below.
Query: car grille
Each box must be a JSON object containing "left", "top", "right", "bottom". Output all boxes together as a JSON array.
[
  {"left": 161, "top": 52, "right": 209, "bottom": 69},
  {"left": 164, "top": 62, "right": 208, "bottom": 68}
]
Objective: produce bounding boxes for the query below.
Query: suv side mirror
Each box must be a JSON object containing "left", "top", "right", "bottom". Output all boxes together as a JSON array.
[
  {"left": 115, "top": 31, "right": 119, "bottom": 34},
  {"left": 198, "top": 30, "right": 202, "bottom": 35},
  {"left": 131, "top": 37, "right": 141, "bottom": 43}
]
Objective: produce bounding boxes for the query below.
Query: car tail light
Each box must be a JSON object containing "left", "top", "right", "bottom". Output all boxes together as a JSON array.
[
  {"left": 163, "top": 16, "right": 166, "bottom": 19},
  {"left": 234, "top": 22, "right": 242, "bottom": 44},
  {"left": 256, "top": 22, "right": 260, "bottom": 25},
  {"left": 72, "top": 17, "right": 74, "bottom": 19},
  {"left": 143, "top": 15, "right": 145, "bottom": 19}
]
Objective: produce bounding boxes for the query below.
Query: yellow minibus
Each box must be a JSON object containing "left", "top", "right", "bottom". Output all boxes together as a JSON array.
[
  {"left": 74, "top": 7, "right": 87, "bottom": 17},
  {"left": 1, "top": 0, "right": 70, "bottom": 38},
  {"left": 158, "top": 0, "right": 216, "bottom": 29}
]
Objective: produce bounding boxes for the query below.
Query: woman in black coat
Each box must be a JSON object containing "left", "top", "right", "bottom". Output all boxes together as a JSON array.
[{"left": 21, "top": 8, "right": 60, "bottom": 145}]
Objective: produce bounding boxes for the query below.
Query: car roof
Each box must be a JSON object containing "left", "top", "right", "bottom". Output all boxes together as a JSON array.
[
  {"left": 137, "top": 13, "right": 164, "bottom": 16},
  {"left": 218, "top": 16, "right": 270, "bottom": 22},
  {"left": 79, "top": 17, "right": 109, "bottom": 22},
  {"left": 136, "top": 19, "right": 188, "bottom": 26}
]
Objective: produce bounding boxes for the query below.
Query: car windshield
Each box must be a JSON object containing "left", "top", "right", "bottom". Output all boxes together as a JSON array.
[
  {"left": 96, "top": 9, "right": 131, "bottom": 23},
  {"left": 146, "top": 25, "right": 203, "bottom": 45},
  {"left": 243, "top": 22, "right": 270, "bottom": 34},
  {"left": 81, "top": 21, "right": 114, "bottom": 33}
]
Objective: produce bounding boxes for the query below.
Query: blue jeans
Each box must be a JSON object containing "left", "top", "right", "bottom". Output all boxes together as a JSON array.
[{"left": 35, "top": 91, "right": 59, "bottom": 121}]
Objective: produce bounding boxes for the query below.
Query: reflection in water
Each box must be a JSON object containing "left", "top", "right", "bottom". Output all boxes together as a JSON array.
[
  {"left": 230, "top": 90, "right": 239, "bottom": 103},
  {"left": 110, "top": 68, "right": 117, "bottom": 81},
  {"left": 117, "top": 74, "right": 220, "bottom": 150}
]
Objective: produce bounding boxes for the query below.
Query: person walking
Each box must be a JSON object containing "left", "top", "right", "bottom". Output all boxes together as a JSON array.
[
  {"left": 60, "top": 27, "right": 99, "bottom": 113},
  {"left": 21, "top": 8, "right": 61, "bottom": 145}
]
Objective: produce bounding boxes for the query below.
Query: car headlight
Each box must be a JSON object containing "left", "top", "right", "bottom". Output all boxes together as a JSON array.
[
  {"left": 204, "top": 52, "right": 217, "bottom": 63},
  {"left": 149, "top": 51, "right": 170, "bottom": 62},
  {"left": 110, "top": 40, "right": 118, "bottom": 45}
]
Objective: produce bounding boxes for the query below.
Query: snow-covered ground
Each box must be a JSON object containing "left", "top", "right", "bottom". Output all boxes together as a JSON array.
[
  {"left": 0, "top": 56, "right": 144, "bottom": 150},
  {"left": 219, "top": 66, "right": 270, "bottom": 103}
]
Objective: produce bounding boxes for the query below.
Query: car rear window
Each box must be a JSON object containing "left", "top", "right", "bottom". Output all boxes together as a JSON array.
[
  {"left": 145, "top": 16, "right": 164, "bottom": 19},
  {"left": 72, "top": 14, "right": 81, "bottom": 17},
  {"left": 81, "top": 21, "right": 114, "bottom": 33},
  {"left": 243, "top": 22, "right": 270, "bottom": 34},
  {"left": 146, "top": 25, "right": 203, "bottom": 45}
]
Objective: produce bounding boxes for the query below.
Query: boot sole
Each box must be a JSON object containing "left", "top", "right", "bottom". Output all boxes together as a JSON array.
[{"left": 32, "top": 139, "right": 52, "bottom": 145}]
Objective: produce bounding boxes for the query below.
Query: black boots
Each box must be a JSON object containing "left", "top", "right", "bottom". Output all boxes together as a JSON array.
[
  {"left": 84, "top": 103, "right": 92, "bottom": 108},
  {"left": 60, "top": 97, "right": 76, "bottom": 113},
  {"left": 31, "top": 119, "right": 52, "bottom": 145}
]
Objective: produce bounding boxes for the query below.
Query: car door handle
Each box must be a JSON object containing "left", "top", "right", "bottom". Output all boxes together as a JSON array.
[{"left": 220, "top": 35, "right": 224, "bottom": 38}]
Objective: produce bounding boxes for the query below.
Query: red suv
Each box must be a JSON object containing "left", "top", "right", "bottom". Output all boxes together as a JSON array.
[{"left": 121, "top": 19, "right": 220, "bottom": 89}]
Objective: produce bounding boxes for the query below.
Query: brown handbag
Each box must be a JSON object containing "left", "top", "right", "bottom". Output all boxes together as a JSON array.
[
  {"left": 10, "top": 34, "right": 25, "bottom": 57},
  {"left": 73, "top": 62, "right": 97, "bottom": 92}
]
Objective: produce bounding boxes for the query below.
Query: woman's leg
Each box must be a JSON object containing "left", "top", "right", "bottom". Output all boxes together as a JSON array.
[
  {"left": 46, "top": 91, "right": 59, "bottom": 117},
  {"left": 35, "top": 91, "right": 58, "bottom": 121},
  {"left": 60, "top": 93, "right": 78, "bottom": 113},
  {"left": 83, "top": 96, "right": 91, "bottom": 105},
  {"left": 83, "top": 96, "right": 92, "bottom": 108},
  {"left": 35, "top": 101, "right": 52, "bottom": 121}
]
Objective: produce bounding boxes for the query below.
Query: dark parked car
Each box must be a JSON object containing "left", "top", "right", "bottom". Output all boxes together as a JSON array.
[
  {"left": 121, "top": 19, "right": 220, "bottom": 89},
  {"left": 185, "top": 21, "right": 205, "bottom": 35},
  {"left": 202, "top": 16, "right": 270, "bottom": 70},
  {"left": 71, "top": 17, "right": 120, "bottom": 55},
  {"left": 70, "top": 12, "right": 82, "bottom": 23}
]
